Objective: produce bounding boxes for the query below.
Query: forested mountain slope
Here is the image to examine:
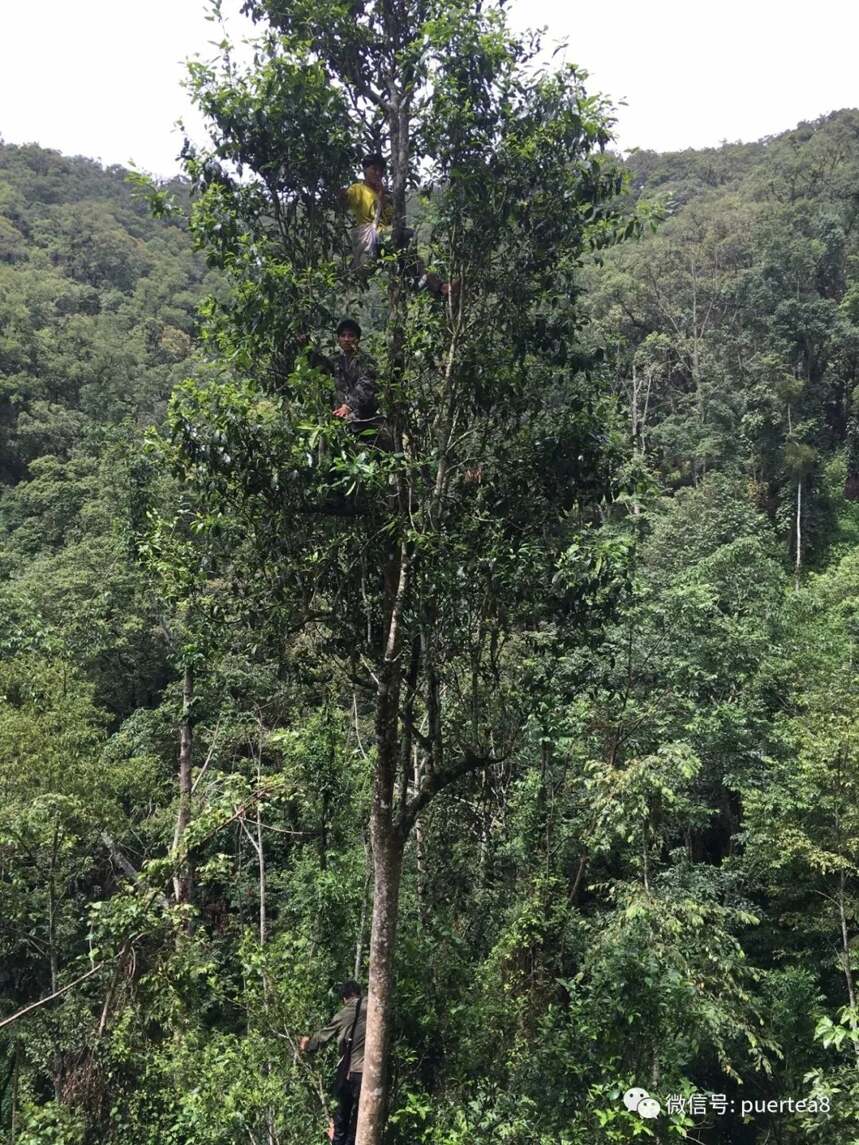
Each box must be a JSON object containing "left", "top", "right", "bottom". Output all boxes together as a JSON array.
[
  {"left": 588, "top": 109, "right": 859, "bottom": 561},
  {"left": 0, "top": 141, "right": 214, "bottom": 712},
  {"left": 0, "top": 105, "right": 858, "bottom": 1145}
]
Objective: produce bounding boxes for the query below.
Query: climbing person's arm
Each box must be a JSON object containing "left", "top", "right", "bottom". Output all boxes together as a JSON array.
[
  {"left": 305, "top": 346, "right": 336, "bottom": 376},
  {"left": 300, "top": 1007, "right": 346, "bottom": 1055},
  {"left": 294, "top": 331, "right": 336, "bottom": 377}
]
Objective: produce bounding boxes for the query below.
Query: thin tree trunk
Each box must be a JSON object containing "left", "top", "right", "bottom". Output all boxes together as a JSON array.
[
  {"left": 354, "top": 834, "right": 372, "bottom": 980},
  {"left": 48, "top": 825, "right": 59, "bottom": 996},
  {"left": 837, "top": 869, "right": 859, "bottom": 1068},
  {"left": 631, "top": 361, "right": 638, "bottom": 450},
  {"left": 414, "top": 747, "right": 426, "bottom": 917},
  {"left": 10, "top": 1040, "right": 19, "bottom": 1145},
  {"left": 172, "top": 665, "right": 194, "bottom": 910},
  {"left": 569, "top": 855, "right": 588, "bottom": 904},
  {"left": 238, "top": 727, "right": 268, "bottom": 946},
  {"left": 247, "top": 721, "right": 276, "bottom": 1145},
  {"left": 48, "top": 825, "right": 60, "bottom": 1100},
  {"left": 630, "top": 362, "right": 642, "bottom": 518},
  {"left": 794, "top": 477, "right": 802, "bottom": 589},
  {"left": 256, "top": 800, "right": 267, "bottom": 946}
]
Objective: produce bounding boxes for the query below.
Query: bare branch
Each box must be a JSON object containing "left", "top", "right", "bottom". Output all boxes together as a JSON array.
[
  {"left": 191, "top": 717, "right": 223, "bottom": 794},
  {"left": 0, "top": 964, "right": 104, "bottom": 1031}
]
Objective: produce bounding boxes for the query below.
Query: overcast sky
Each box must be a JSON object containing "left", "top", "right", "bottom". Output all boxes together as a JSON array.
[{"left": 0, "top": 0, "right": 856, "bottom": 176}]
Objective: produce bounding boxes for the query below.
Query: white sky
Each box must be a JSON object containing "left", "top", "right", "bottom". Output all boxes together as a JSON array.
[{"left": 0, "top": 0, "right": 856, "bottom": 176}]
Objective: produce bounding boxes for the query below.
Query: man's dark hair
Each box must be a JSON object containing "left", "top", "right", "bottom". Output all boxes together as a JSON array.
[
  {"left": 336, "top": 318, "right": 362, "bottom": 339},
  {"left": 339, "top": 980, "right": 361, "bottom": 1000},
  {"left": 362, "top": 152, "right": 386, "bottom": 172}
]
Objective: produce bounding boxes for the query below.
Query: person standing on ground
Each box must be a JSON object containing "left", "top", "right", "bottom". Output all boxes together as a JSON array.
[{"left": 300, "top": 980, "right": 365, "bottom": 1145}]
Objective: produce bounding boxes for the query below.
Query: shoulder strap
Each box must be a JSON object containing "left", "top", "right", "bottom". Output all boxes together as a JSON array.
[
  {"left": 347, "top": 995, "right": 362, "bottom": 1046},
  {"left": 340, "top": 994, "right": 363, "bottom": 1083}
]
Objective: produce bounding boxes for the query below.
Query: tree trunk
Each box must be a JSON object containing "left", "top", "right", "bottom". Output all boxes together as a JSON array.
[
  {"left": 837, "top": 869, "right": 859, "bottom": 1068},
  {"left": 172, "top": 665, "right": 194, "bottom": 909},
  {"left": 414, "top": 747, "right": 426, "bottom": 916},
  {"left": 630, "top": 362, "right": 642, "bottom": 518},
  {"left": 48, "top": 825, "right": 59, "bottom": 997},
  {"left": 353, "top": 24, "right": 414, "bottom": 1139},
  {"left": 356, "top": 538, "right": 409, "bottom": 1144},
  {"left": 10, "top": 1039, "right": 19, "bottom": 1145},
  {"left": 48, "top": 825, "right": 60, "bottom": 1100},
  {"left": 356, "top": 821, "right": 405, "bottom": 1144},
  {"left": 354, "top": 835, "right": 372, "bottom": 980},
  {"left": 256, "top": 798, "right": 267, "bottom": 946},
  {"left": 794, "top": 477, "right": 802, "bottom": 590}
]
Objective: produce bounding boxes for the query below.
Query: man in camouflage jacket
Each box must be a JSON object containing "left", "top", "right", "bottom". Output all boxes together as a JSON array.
[{"left": 311, "top": 318, "right": 380, "bottom": 425}]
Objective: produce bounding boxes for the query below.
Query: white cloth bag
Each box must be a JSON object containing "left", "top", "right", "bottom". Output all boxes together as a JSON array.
[{"left": 351, "top": 190, "right": 384, "bottom": 269}]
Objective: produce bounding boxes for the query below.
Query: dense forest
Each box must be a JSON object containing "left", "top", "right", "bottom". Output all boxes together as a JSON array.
[{"left": 1, "top": 3, "right": 859, "bottom": 1142}]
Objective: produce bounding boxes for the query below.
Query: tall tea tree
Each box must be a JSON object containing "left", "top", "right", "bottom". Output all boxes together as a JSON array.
[{"left": 176, "top": 1, "right": 635, "bottom": 1138}]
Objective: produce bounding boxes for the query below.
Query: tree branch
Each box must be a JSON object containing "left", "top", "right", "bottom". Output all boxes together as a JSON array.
[
  {"left": 398, "top": 749, "right": 502, "bottom": 838},
  {"left": 101, "top": 833, "right": 170, "bottom": 910},
  {"left": 0, "top": 964, "right": 104, "bottom": 1032}
]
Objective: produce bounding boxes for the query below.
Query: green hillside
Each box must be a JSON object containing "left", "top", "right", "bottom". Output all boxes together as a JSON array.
[
  {"left": 1, "top": 81, "right": 859, "bottom": 1145},
  {"left": 0, "top": 141, "right": 215, "bottom": 713}
]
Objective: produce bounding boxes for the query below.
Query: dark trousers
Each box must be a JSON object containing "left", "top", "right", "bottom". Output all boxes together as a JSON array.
[{"left": 332, "top": 1074, "right": 362, "bottom": 1145}]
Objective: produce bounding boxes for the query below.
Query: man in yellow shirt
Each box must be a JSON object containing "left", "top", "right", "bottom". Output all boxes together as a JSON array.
[
  {"left": 341, "top": 154, "right": 451, "bottom": 297},
  {"left": 342, "top": 153, "right": 393, "bottom": 268}
]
